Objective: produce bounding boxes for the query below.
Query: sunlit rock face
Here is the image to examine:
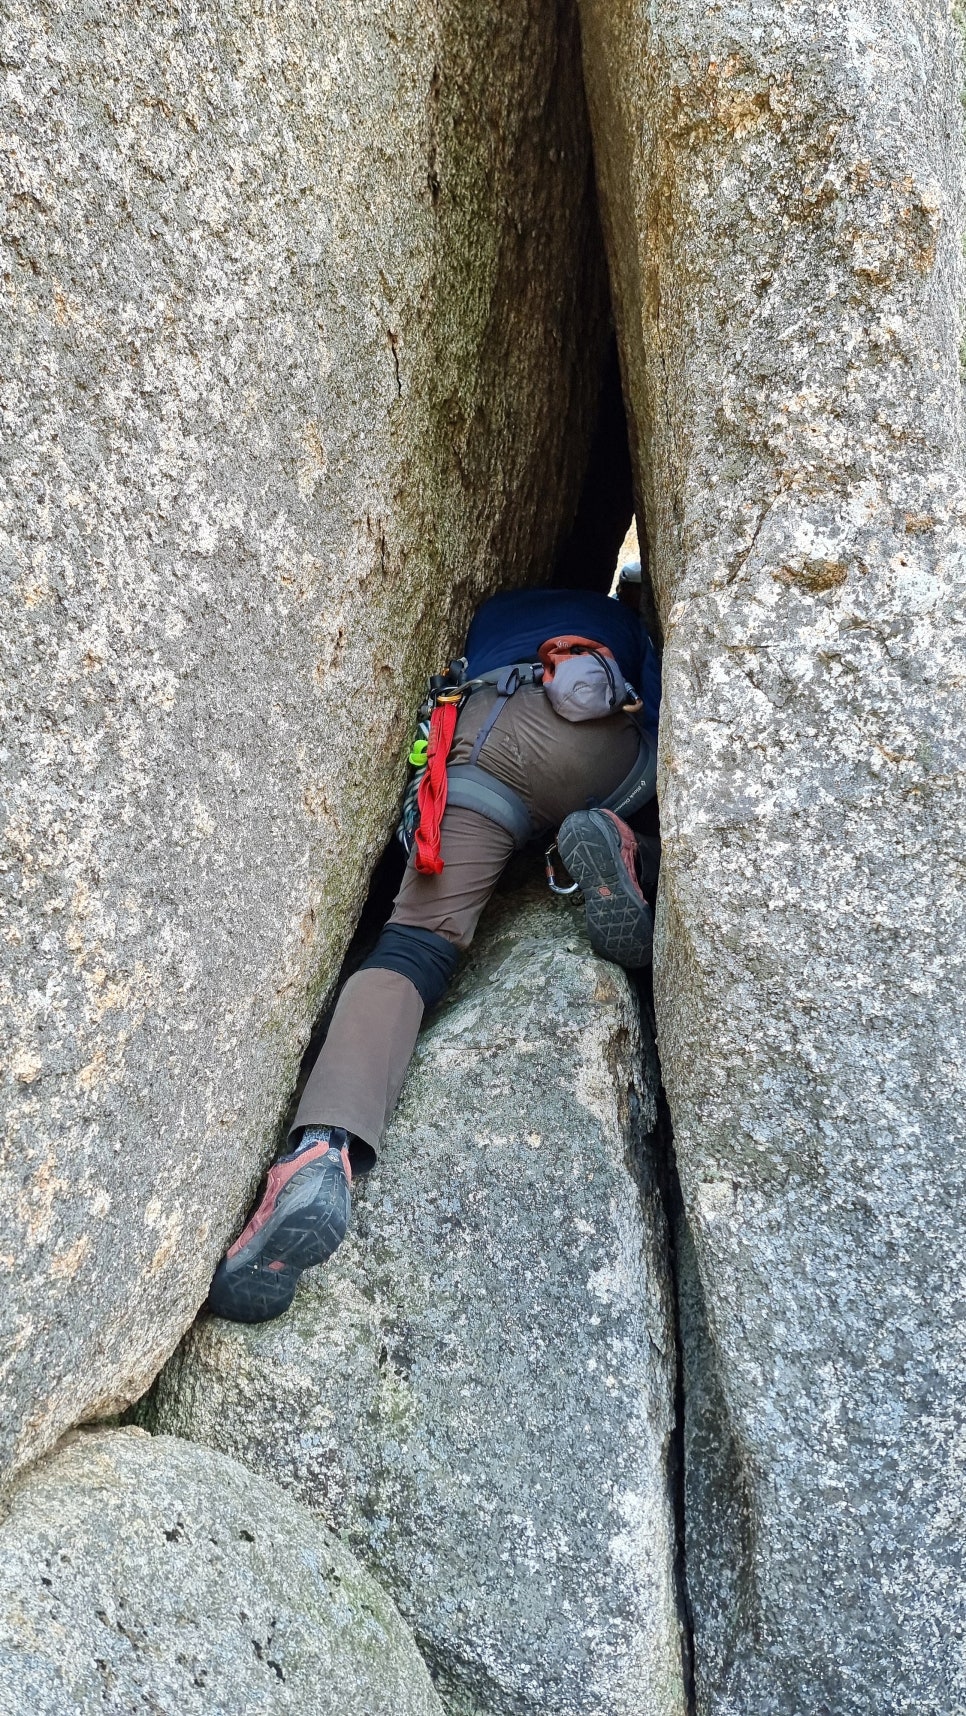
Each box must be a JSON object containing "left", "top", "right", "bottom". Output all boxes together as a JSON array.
[
  {"left": 579, "top": 0, "right": 966, "bottom": 1708},
  {"left": 0, "top": 0, "right": 610, "bottom": 1482},
  {"left": 150, "top": 887, "right": 687, "bottom": 1716}
]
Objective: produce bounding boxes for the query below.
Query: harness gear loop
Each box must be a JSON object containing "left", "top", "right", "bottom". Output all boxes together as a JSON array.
[{"left": 413, "top": 693, "right": 462, "bottom": 875}]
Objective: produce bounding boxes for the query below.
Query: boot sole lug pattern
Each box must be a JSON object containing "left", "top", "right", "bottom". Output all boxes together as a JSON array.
[
  {"left": 208, "top": 1158, "right": 351, "bottom": 1323},
  {"left": 557, "top": 812, "right": 654, "bottom": 970}
]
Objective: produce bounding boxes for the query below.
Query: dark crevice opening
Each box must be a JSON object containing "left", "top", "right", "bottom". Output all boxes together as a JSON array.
[
  {"left": 551, "top": 332, "right": 634, "bottom": 594},
  {"left": 283, "top": 139, "right": 699, "bottom": 1714},
  {"left": 114, "top": 27, "right": 708, "bottom": 1709},
  {"left": 638, "top": 975, "right": 698, "bottom": 1716},
  {"left": 552, "top": 217, "right": 698, "bottom": 1712}
]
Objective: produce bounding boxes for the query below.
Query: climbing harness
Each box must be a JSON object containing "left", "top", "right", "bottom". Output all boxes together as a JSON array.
[{"left": 398, "top": 642, "right": 658, "bottom": 875}]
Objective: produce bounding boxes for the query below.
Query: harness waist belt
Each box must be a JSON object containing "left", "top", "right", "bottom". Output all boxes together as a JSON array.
[{"left": 599, "top": 725, "right": 658, "bottom": 821}]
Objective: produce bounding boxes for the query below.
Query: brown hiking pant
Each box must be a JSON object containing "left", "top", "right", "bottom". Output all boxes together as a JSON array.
[{"left": 291, "top": 685, "right": 640, "bottom": 1168}]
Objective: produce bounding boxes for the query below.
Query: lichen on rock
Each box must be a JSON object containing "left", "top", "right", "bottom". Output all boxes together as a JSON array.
[
  {"left": 149, "top": 886, "right": 686, "bottom": 1716},
  {"left": 0, "top": 0, "right": 610, "bottom": 1484},
  {"left": 0, "top": 1426, "right": 445, "bottom": 1716}
]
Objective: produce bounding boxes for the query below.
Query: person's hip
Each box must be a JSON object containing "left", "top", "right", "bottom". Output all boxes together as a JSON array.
[{"left": 448, "top": 683, "right": 640, "bottom": 830}]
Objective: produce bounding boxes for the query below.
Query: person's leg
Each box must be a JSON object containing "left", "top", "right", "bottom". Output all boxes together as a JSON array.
[
  {"left": 556, "top": 808, "right": 655, "bottom": 969},
  {"left": 292, "top": 804, "right": 515, "bottom": 1156},
  {"left": 388, "top": 802, "right": 516, "bottom": 947},
  {"left": 208, "top": 805, "right": 515, "bottom": 1324},
  {"left": 210, "top": 689, "right": 643, "bottom": 1323},
  {"left": 289, "top": 969, "right": 425, "bottom": 1174}
]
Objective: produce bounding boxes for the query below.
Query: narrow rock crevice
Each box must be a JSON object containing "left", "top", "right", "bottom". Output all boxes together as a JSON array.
[
  {"left": 286, "top": 307, "right": 637, "bottom": 1133},
  {"left": 639, "top": 974, "right": 764, "bottom": 1714},
  {"left": 559, "top": 188, "right": 701, "bottom": 1703},
  {"left": 637, "top": 984, "right": 697, "bottom": 1716},
  {"left": 270, "top": 217, "right": 702, "bottom": 1716},
  {"left": 135, "top": 78, "right": 690, "bottom": 1711},
  {"left": 551, "top": 331, "right": 634, "bottom": 594}
]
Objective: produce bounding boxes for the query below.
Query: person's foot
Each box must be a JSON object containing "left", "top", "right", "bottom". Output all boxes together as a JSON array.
[
  {"left": 556, "top": 809, "right": 655, "bottom": 969},
  {"left": 208, "top": 1127, "right": 352, "bottom": 1324}
]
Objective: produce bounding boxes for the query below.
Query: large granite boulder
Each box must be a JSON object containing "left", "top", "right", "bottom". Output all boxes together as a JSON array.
[
  {"left": 0, "top": 0, "right": 610, "bottom": 1481},
  {"left": 0, "top": 1426, "right": 444, "bottom": 1716},
  {"left": 579, "top": 0, "right": 966, "bottom": 1709},
  {"left": 148, "top": 887, "right": 686, "bottom": 1716}
]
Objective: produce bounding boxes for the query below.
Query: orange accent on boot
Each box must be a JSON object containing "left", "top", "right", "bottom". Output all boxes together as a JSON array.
[
  {"left": 600, "top": 810, "right": 646, "bottom": 904},
  {"left": 340, "top": 1144, "right": 352, "bottom": 1187},
  {"left": 226, "top": 1140, "right": 344, "bottom": 1261}
]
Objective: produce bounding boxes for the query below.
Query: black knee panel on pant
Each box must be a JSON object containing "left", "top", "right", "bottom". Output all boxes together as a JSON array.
[{"left": 358, "top": 924, "right": 459, "bottom": 1011}]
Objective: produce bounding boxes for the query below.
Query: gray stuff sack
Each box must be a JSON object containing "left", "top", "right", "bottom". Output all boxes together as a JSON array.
[{"left": 542, "top": 649, "right": 636, "bottom": 722}]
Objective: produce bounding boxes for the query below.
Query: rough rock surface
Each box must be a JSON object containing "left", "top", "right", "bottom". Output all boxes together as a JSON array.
[
  {"left": 148, "top": 887, "right": 685, "bottom": 1716},
  {"left": 0, "top": 1426, "right": 444, "bottom": 1716},
  {"left": 0, "top": 0, "right": 609, "bottom": 1480},
  {"left": 579, "top": 0, "right": 966, "bottom": 1710}
]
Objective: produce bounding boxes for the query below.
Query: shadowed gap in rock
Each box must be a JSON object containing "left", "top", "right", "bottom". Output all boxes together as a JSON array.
[
  {"left": 274, "top": 166, "right": 710, "bottom": 1716},
  {"left": 551, "top": 332, "right": 634, "bottom": 593},
  {"left": 287, "top": 314, "right": 640, "bottom": 1126}
]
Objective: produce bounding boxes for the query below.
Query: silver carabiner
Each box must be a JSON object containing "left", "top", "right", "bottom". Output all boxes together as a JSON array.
[{"left": 545, "top": 840, "right": 580, "bottom": 898}]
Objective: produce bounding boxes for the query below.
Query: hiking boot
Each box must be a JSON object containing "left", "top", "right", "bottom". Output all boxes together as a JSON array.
[
  {"left": 557, "top": 809, "right": 655, "bottom": 970},
  {"left": 208, "top": 1127, "right": 352, "bottom": 1324}
]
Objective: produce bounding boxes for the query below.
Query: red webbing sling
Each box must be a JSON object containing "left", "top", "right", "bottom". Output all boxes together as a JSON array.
[{"left": 413, "top": 697, "right": 460, "bottom": 875}]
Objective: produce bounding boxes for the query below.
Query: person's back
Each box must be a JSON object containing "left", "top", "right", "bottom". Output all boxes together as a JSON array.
[{"left": 464, "top": 587, "right": 660, "bottom": 730}]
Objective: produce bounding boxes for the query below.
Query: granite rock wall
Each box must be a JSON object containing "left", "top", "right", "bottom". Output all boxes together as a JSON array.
[
  {"left": 578, "top": 0, "right": 966, "bottom": 1707},
  {"left": 148, "top": 887, "right": 687, "bottom": 1716},
  {"left": 0, "top": 0, "right": 610, "bottom": 1482},
  {"left": 0, "top": 1427, "right": 446, "bottom": 1716}
]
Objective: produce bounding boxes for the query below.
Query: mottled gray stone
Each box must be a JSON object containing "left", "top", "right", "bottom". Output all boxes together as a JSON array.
[
  {"left": 149, "top": 887, "right": 685, "bottom": 1716},
  {"left": 0, "top": 1426, "right": 444, "bottom": 1716},
  {"left": 0, "top": 0, "right": 609, "bottom": 1480},
  {"left": 579, "top": 0, "right": 966, "bottom": 1709}
]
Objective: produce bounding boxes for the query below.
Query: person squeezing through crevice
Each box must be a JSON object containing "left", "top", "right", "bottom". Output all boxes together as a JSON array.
[{"left": 209, "top": 580, "right": 661, "bottom": 1324}]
